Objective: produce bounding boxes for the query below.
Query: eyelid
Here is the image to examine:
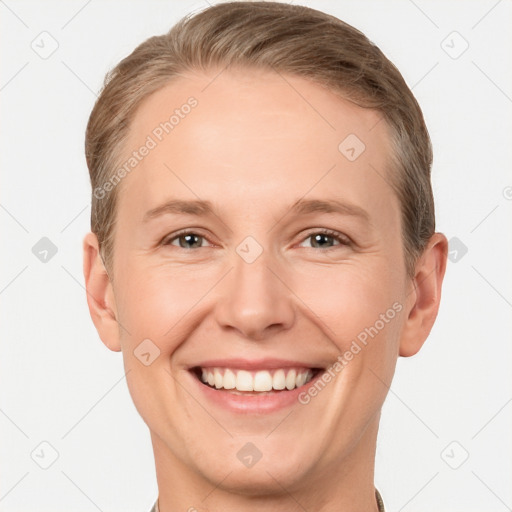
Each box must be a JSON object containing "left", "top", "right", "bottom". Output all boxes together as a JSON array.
[
  {"left": 161, "top": 227, "right": 352, "bottom": 249},
  {"left": 297, "top": 228, "right": 352, "bottom": 248},
  {"left": 160, "top": 228, "right": 215, "bottom": 247}
]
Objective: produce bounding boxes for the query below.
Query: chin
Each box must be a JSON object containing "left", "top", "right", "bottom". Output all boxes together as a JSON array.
[
  {"left": 212, "top": 466, "right": 305, "bottom": 497},
  {"left": 195, "top": 444, "right": 316, "bottom": 497}
]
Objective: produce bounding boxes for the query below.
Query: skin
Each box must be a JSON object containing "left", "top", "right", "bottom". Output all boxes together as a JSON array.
[{"left": 83, "top": 67, "right": 448, "bottom": 512}]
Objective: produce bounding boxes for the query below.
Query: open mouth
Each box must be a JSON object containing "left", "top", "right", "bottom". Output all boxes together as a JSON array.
[{"left": 190, "top": 366, "right": 323, "bottom": 394}]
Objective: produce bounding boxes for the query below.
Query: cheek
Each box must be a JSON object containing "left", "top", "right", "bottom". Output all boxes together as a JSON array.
[
  {"left": 114, "top": 261, "right": 213, "bottom": 349},
  {"left": 292, "top": 259, "right": 403, "bottom": 347}
]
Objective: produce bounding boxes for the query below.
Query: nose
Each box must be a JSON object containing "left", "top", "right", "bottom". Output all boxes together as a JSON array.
[{"left": 214, "top": 247, "right": 295, "bottom": 341}]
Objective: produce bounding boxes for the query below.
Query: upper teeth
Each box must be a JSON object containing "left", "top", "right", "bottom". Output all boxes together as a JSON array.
[{"left": 200, "top": 367, "right": 314, "bottom": 392}]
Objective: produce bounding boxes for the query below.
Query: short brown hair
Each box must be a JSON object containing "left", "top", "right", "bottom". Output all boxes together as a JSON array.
[{"left": 85, "top": 0, "right": 435, "bottom": 279}]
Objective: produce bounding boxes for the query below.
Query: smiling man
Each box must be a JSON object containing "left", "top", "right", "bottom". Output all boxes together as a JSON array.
[{"left": 82, "top": 2, "right": 448, "bottom": 511}]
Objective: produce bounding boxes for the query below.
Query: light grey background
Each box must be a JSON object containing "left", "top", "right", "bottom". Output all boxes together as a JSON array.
[{"left": 1, "top": 1, "right": 511, "bottom": 511}]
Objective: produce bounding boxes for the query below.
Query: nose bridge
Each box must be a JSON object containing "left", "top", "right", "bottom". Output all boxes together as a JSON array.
[{"left": 214, "top": 238, "right": 295, "bottom": 340}]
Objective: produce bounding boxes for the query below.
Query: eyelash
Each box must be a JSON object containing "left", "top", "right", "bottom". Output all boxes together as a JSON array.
[{"left": 160, "top": 228, "right": 351, "bottom": 250}]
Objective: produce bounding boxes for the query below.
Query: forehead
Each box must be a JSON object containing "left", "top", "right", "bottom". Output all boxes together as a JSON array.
[{"left": 117, "top": 67, "right": 398, "bottom": 226}]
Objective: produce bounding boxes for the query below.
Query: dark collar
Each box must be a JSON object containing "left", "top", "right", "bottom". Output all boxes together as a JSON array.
[{"left": 376, "top": 487, "right": 386, "bottom": 511}]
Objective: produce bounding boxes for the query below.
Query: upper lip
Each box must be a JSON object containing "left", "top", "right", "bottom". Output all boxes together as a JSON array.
[{"left": 189, "top": 358, "right": 324, "bottom": 370}]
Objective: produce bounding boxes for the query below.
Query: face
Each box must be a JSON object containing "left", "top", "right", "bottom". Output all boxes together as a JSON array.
[{"left": 95, "top": 67, "right": 417, "bottom": 495}]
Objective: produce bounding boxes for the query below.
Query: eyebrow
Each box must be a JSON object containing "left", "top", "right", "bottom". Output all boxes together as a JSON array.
[{"left": 142, "top": 198, "right": 371, "bottom": 224}]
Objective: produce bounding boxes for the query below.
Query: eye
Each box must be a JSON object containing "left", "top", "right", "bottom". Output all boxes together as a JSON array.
[
  {"left": 298, "top": 229, "right": 351, "bottom": 249},
  {"left": 160, "top": 228, "right": 351, "bottom": 251},
  {"left": 161, "top": 230, "right": 210, "bottom": 249}
]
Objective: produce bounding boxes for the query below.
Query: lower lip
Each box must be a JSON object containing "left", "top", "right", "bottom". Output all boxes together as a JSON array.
[{"left": 187, "top": 369, "right": 324, "bottom": 414}]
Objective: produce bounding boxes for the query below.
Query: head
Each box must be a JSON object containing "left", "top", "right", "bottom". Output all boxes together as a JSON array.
[{"left": 83, "top": 1, "right": 447, "bottom": 503}]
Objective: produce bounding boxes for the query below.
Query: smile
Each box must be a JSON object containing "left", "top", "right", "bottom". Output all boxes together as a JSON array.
[
  {"left": 192, "top": 366, "right": 320, "bottom": 393},
  {"left": 186, "top": 358, "right": 326, "bottom": 413}
]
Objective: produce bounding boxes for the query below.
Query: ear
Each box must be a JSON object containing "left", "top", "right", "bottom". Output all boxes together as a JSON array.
[
  {"left": 399, "top": 232, "right": 448, "bottom": 357},
  {"left": 83, "top": 232, "right": 121, "bottom": 352}
]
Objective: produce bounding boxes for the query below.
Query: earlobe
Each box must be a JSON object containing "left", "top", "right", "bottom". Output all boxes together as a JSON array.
[
  {"left": 399, "top": 233, "right": 448, "bottom": 357},
  {"left": 82, "top": 232, "right": 121, "bottom": 352}
]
